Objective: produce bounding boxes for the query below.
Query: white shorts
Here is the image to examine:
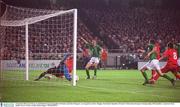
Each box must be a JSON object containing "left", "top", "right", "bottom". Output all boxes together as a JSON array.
[
  {"left": 88, "top": 57, "right": 100, "bottom": 64},
  {"left": 141, "top": 59, "right": 161, "bottom": 71},
  {"left": 178, "top": 58, "right": 180, "bottom": 66}
]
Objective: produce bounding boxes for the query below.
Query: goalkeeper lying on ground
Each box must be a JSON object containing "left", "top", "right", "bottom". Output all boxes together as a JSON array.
[{"left": 34, "top": 54, "right": 73, "bottom": 81}]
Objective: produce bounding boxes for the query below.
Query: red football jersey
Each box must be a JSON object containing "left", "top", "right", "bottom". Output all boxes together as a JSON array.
[
  {"left": 163, "top": 48, "right": 178, "bottom": 65},
  {"left": 65, "top": 56, "right": 73, "bottom": 73},
  {"left": 101, "top": 49, "right": 108, "bottom": 61}
]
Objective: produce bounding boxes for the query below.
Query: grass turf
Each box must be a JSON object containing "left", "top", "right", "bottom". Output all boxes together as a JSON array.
[{"left": 0, "top": 70, "right": 180, "bottom": 102}]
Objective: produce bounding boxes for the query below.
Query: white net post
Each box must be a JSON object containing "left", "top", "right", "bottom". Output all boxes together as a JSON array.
[
  {"left": 72, "top": 9, "right": 77, "bottom": 86},
  {"left": 0, "top": 5, "right": 78, "bottom": 86},
  {"left": 25, "top": 22, "right": 29, "bottom": 80}
]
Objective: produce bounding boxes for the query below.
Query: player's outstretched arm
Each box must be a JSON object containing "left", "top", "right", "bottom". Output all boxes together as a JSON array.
[
  {"left": 158, "top": 52, "right": 167, "bottom": 61},
  {"left": 159, "top": 56, "right": 166, "bottom": 61},
  {"left": 145, "top": 46, "right": 157, "bottom": 59},
  {"left": 144, "top": 54, "right": 149, "bottom": 60},
  {"left": 80, "top": 37, "right": 89, "bottom": 44},
  {"left": 137, "top": 49, "right": 146, "bottom": 53}
]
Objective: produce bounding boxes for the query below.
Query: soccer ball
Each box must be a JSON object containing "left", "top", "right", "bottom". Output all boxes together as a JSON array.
[{"left": 75, "top": 75, "right": 79, "bottom": 81}]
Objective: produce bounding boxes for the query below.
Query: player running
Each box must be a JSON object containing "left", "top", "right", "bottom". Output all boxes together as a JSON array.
[
  {"left": 140, "top": 39, "right": 175, "bottom": 86},
  {"left": 149, "top": 42, "right": 161, "bottom": 82},
  {"left": 149, "top": 42, "right": 180, "bottom": 83},
  {"left": 81, "top": 37, "right": 102, "bottom": 79},
  {"left": 101, "top": 46, "right": 108, "bottom": 69},
  {"left": 34, "top": 54, "right": 73, "bottom": 81}
]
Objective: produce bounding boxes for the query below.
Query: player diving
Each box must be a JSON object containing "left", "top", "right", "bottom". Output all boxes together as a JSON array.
[{"left": 34, "top": 53, "right": 73, "bottom": 81}]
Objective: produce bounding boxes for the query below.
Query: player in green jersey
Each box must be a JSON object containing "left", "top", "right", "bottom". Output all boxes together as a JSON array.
[
  {"left": 81, "top": 37, "right": 102, "bottom": 79},
  {"left": 140, "top": 39, "right": 175, "bottom": 86}
]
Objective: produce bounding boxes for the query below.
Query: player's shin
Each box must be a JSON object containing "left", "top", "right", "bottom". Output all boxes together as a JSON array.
[
  {"left": 161, "top": 74, "right": 173, "bottom": 81},
  {"left": 162, "top": 74, "right": 175, "bottom": 86},
  {"left": 94, "top": 68, "right": 97, "bottom": 76},
  {"left": 86, "top": 68, "right": 90, "bottom": 79},
  {"left": 35, "top": 72, "right": 46, "bottom": 81},
  {"left": 141, "top": 70, "right": 148, "bottom": 81},
  {"left": 150, "top": 70, "right": 156, "bottom": 80}
]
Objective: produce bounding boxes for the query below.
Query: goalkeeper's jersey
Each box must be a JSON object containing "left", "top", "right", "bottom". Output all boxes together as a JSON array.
[{"left": 87, "top": 44, "right": 101, "bottom": 58}]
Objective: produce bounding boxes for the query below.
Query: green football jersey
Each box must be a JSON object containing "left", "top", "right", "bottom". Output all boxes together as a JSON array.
[
  {"left": 87, "top": 44, "right": 101, "bottom": 58},
  {"left": 148, "top": 44, "right": 157, "bottom": 60}
]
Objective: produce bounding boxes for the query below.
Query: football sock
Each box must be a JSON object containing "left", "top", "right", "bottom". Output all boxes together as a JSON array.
[
  {"left": 35, "top": 72, "right": 46, "bottom": 80},
  {"left": 86, "top": 69, "right": 90, "bottom": 78},
  {"left": 162, "top": 74, "right": 173, "bottom": 81},
  {"left": 150, "top": 70, "right": 156, "bottom": 80},
  {"left": 142, "top": 72, "right": 148, "bottom": 81},
  {"left": 94, "top": 68, "right": 97, "bottom": 76}
]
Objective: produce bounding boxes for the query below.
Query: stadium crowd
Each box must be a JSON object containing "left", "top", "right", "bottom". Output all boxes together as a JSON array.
[
  {"left": 85, "top": 7, "right": 180, "bottom": 53},
  {"left": 1, "top": 3, "right": 180, "bottom": 61},
  {"left": 1, "top": 18, "right": 99, "bottom": 60}
]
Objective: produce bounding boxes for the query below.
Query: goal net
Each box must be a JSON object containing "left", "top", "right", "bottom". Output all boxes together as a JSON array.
[{"left": 0, "top": 5, "right": 77, "bottom": 86}]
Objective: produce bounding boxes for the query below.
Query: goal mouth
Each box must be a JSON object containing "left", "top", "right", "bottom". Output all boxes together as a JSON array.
[{"left": 0, "top": 5, "right": 78, "bottom": 86}]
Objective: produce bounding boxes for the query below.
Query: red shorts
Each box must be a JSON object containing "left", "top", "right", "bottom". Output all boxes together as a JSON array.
[
  {"left": 161, "top": 64, "right": 178, "bottom": 73},
  {"left": 101, "top": 57, "right": 107, "bottom": 62}
]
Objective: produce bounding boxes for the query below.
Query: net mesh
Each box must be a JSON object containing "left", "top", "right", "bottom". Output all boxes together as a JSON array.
[{"left": 0, "top": 5, "right": 76, "bottom": 85}]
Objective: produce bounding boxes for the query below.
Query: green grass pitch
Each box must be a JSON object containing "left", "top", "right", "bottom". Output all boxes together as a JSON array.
[{"left": 0, "top": 70, "right": 180, "bottom": 102}]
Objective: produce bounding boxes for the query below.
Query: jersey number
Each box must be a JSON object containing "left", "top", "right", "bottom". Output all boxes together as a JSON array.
[{"left": 173, "top": 52, "right": 177, "bottom": 60}]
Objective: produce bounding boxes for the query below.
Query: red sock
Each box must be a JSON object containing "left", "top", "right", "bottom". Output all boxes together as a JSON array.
[
  {"left": 150, "top": 70, "right": 157, "bottom": 81},
  {"left": 153, "top": 72, "right": 160, "bottom": 81},
  {"left": 174, "top": 73, "right": 180, "bottom": 79}
]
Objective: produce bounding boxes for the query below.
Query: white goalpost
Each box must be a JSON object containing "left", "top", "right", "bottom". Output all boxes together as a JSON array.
[
  {"left": 72, "top": 9, "right": 77, "bottom": 86},
  {"left": 0, "top": 5, "right": 77, "bottom": 86}
]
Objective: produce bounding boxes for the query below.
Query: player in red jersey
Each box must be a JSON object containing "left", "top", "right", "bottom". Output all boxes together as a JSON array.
[
  {"left": 101, "top": 46, "right": 108, "bottom": 69},
  {"left": 150, "top": 42, "right": 161, "bottom": 82},
  {"left": 149, "top": 42, "right": 180, "bottom": 84}
]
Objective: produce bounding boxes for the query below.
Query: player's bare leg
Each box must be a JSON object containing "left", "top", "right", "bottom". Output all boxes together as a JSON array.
[
  {"left": 140, "top": 67, "right": 149, "bottom": 85},
  {"left": 85, "top": 62, "right": 92, "bottom": 79}
]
